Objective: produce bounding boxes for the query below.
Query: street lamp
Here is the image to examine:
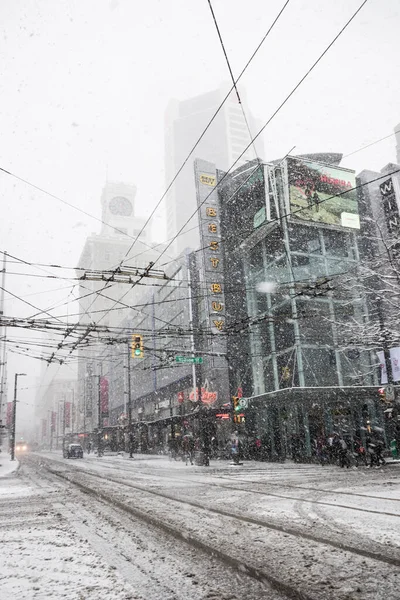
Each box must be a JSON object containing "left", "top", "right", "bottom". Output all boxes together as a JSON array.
[{"left": 10, "top": 373, "right": 26, "bottom": 461}]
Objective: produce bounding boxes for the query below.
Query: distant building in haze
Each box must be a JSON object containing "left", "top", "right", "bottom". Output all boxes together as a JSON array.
[
  {"left": 164, "top": 84, "right": 264, "bottom": 256},
  {"left": 75, "top": 182, "right": 161, "bottom": 438}
]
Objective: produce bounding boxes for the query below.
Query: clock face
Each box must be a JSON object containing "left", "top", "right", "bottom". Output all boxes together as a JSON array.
[{"left": 109, "top": 196, "right": 133, "bottom": 216}]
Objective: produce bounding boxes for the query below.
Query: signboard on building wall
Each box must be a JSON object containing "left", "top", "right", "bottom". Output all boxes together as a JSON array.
[
  {"left": 379, "top": 177, "right": 400, "bottom": 233},
  {"left": 195, "top": 162, "right": 227, "bottom": 336},
  {"left": 194, "top": 159, "right": 228, "bottom": 406},
  {"left": 286, "top": 157, "right": 359, "bottom": 229}
]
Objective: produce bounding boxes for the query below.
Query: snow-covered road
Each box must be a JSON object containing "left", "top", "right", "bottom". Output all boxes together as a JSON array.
[{"left": 1, "top": 452, "right": 399, "bottom": 599}]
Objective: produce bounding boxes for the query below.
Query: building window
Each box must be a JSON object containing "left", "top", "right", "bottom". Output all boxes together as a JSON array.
[
  {"left": 248, "top": 242, "right": 264, "bottom": 275},
  {"left": 302, "top": 348, "right": 338, "bottom": 386},
  {"left": 291, "top": 254, "right": 325, "bottom": 281},
  {"left": 297, "top": 299, "right": 333, "bottom": 346},
  {"left": 288, "top": 225, "right": 322, "bottom": 254},
  {"left": 276, "top": 351, "right": 298, "bottom": 389},
  {"left": 323, "top": 230, "right": 352, "bottom": 258}
]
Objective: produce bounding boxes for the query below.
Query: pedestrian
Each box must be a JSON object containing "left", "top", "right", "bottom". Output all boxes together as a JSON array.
[
  {"left": 366, "top": 436, "right": 378, "bottom": 468},
  {"left": 375, "top": 439, "right": 386, "bottom": 466},
  {"left": 338, "top": 437, "right": 350, "bottom": 468}
]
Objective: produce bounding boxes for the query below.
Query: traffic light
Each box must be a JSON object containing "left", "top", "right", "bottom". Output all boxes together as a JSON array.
[
  {"left": 378, "top": 387, "right": 386, "bottom": 402},
  {"left": 232, "top": 396, "right": 240, "bottom": 412},
  {"left": 131, "top": 334, "right": 144, "bottom": 358}
]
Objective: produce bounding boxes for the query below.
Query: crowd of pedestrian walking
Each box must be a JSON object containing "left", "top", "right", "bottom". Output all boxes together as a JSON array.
[{"left": 312, "top": 431, "right": 388, "bottom": 468}]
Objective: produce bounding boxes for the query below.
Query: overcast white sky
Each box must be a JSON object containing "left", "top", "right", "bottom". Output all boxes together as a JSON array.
[{"left": 0, "top": 0, "right": 400, "bottom": 424}]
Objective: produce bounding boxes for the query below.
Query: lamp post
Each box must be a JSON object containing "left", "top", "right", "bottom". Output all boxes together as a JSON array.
[{"left": 10, "top": 373, "right": 26, "bottom": 461}]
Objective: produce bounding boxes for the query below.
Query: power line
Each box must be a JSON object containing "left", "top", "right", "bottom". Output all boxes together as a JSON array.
[
  {"left": 112, "top": 0, "right": 291, "bottom": 270},
  {"left": 0, "top": 167, "right": 173, "bottom": 263},
  {"left": 206, "top": 0, "right": 261, "bottom": 162},
  {"left": 343, "top": 128, "right": 400, "bottom": 159},
  {"left": 149, "top": 0, "right": 370, "bottom": 271}
]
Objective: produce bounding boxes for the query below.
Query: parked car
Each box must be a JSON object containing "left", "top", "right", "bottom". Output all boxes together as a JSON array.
[{"left": 65, "top": 443, "right": 83, "bottom": 459}]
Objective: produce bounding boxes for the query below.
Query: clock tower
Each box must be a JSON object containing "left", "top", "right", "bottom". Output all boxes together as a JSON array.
[{"left": 100, "top": 181, "right": 141, "bottom": 239}]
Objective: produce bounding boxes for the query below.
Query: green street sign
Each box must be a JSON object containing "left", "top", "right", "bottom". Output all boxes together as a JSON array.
[{"left": 175, "top": 356, "right": 203, "bottom": 364}]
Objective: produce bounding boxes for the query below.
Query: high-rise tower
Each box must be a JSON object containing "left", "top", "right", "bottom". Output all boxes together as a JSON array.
[{"left": 165, "top": 85, "right": 264, "bottom": 256}]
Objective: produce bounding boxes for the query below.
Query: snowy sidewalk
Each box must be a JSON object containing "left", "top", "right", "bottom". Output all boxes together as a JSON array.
[
  {"left": 0, "top": 455, "right": 19, "bottom": 478},
  {"left": 0, "top": 461, "right": 138, "bottom": 599}
]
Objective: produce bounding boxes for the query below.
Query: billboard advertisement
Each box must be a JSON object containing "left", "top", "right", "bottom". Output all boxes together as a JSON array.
[{"left": 287, "top": 157, "right": 359, "bottom": 229}]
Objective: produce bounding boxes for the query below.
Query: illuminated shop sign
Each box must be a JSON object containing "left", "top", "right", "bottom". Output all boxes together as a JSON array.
[{"left": 194, "top": 159, "right": 228, "bottom": 406}]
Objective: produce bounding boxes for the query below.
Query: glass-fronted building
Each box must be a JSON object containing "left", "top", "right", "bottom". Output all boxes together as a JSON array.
[{"left": 219, "top": 155, "right": 388, "bottom": 460}]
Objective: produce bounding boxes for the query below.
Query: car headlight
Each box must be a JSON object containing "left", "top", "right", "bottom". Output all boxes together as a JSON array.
[{"left": 22, "top": 445, "right": 27, "bottom": 451}]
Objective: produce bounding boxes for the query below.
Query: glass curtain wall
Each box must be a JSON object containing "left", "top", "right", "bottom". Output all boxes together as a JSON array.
[{"left": 245, "top": 223, "right": 372, "bottom": 394}]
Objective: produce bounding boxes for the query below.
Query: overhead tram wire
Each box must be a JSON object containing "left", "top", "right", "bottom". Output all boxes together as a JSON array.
[
  {"left": 206, "top": 0, "right": 261, "bottom": 164},
  {"left": 0, "top": 2, "right": 292, "bottom": 356},
  {"left": 3, "top": 3, "right": 371, "bottom": 361},
  {"left": 31, "top": 165, "right": 395, "bottom": 333},
  {"left": 2, "top": 162, "right": 398, "bottom": 354},
  {"left": 0, "top": 1, "right": 291, "bottom": 330},
  {"left": 343, "top": 128, "right": 400, "bottom": 159},
  {"left": 150, "top": 0, "right": 369, "bottom": 270},
  {"left": 157, "top": 166, "right": 400, "bottom": 281},
  {"left": 0, "top": 167, "right": 175, "bottom": 265},
  {"left": 113, "top": 0, "right": 291, "bottom": 271}
]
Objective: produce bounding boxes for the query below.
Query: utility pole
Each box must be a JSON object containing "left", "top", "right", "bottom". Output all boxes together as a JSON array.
[
  {"left": 71, "top": 388, "right": 75, "bottom": 440},
  {"left": 97, "top": 374, "right": 102, "bottom": 457},
  {"left": 62, "top": 396, "right": 66, "bottom": 457},
  {"left": 0, "top": 252, "right": 7, "bottom": 426},
  {"left": 10, "top": 373, "right": 26, "bottom": 461},
  {"left": 127, "top": 339, "right": 133, "bottom": 458},
  {"left": 188, "top": 252, "right": 208, "bottom": 465}
]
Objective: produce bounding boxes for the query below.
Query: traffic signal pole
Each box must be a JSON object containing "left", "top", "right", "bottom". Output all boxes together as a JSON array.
[
  {"left": 97, "top": 374, "right": 102, "bottom": 457},
  {"left": 127, "top": 339, "right": 133, "bottom": 458},
  {"left": 10, "top": 373, "right": 26, "bottom": 461}
]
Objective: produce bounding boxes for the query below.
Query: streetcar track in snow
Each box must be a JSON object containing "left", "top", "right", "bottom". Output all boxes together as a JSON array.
[
  {"left": 24, "top": 456, "right": 310, "bottom": 600},
  {"left": 21, "top": 458, "right": 278, "bottom": 600},
  {"left": 35, "top": 454, "right": 400, "bottom": 570},
  {"left": 80, "top": 454, "right": 400, "bottom": 504},
  {"left": 65, "top": 455, "right": 400, "bottom": 518}
]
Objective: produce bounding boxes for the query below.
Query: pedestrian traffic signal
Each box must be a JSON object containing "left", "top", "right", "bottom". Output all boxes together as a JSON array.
[
  {"left": 131, "top": 334, "right": 144, "bottom": 358},
  {"left": 233, "top": 413, "right": 245, "bottom": 424}
]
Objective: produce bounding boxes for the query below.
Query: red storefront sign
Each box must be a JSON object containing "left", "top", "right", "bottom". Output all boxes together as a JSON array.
[
  {"left": 64, "top": 402, "right": 71, "bottom": 428},
  {"left": 189, "top": 387, "right": 218, "bottom": 405},
  {"left": 100, "top": 376, "right": 109, "bottom": 418}
]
